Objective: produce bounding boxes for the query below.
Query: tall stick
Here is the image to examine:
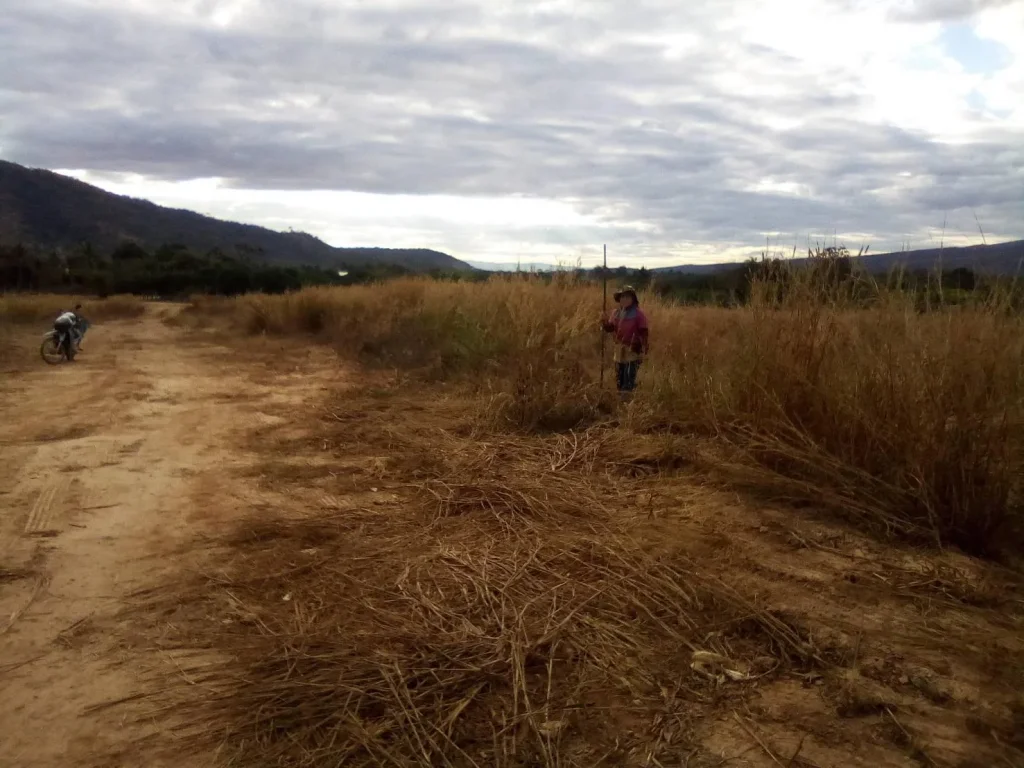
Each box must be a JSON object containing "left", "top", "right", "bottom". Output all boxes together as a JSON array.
[{"left": 600, "top": 244, "right": 608, "bottom": 388}]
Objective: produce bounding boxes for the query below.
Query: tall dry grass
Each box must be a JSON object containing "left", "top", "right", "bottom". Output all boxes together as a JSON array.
[
  {"left": 644, "top": 285, "right": 1024, "bottom": 556},
  {"left": 218, "top": 278, "right": 612, "bottom": 429},
  {"left": 188, "top": 273, "right": 1024, "bottom": 557},
  {"left": 0, "top": 293, "right": 147, "bottom": 324}
]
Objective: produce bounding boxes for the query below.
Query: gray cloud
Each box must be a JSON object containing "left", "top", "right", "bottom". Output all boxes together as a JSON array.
[
  {"left": 1, "top": 0, "right": 1021, "bottom": 260},
  {"left": 889, "top": 0, "right": 1020, "bottom": 22}
]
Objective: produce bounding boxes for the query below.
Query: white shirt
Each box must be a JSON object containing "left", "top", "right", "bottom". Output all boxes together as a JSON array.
[{"left": 55, "top": 311, "right": 77, "bottom": 325}]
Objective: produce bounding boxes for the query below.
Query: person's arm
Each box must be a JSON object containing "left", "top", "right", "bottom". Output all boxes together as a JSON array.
[
  {"left": 631, "top": 327, "right": 649, "bottom": 355},
  {"left": 630, "top": 312, "right": 650, "bottom": 355},
  {"left": 600, "top": 310, "right": 617, "bottom": 333}
]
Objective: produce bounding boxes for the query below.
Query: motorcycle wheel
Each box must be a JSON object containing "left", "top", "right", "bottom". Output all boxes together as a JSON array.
[{"left": 40, "top": 336, "right": 65, "bottom": 365}]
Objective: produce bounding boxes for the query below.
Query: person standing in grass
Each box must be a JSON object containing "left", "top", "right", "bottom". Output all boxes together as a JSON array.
[{"left": 601, "top": 286, "right": 649, "bottom": 396}]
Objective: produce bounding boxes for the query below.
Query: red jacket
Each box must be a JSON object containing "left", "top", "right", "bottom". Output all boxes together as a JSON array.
[{"left": 603, "top": 307, "right": 649, "bottom": 356}]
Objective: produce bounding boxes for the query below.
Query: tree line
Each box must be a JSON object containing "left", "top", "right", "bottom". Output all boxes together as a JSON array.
[
  {"left": 1, "top": 241, "right": 1013, "bottom": 309},
  {"left": 0, "top": 241, "right": 449, "bottom": 297},
  {"left": 575, "top": 248, "right": 1010, "bottom": 308}
]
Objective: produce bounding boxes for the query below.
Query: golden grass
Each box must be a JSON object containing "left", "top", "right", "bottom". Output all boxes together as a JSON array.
[
  {"left": 181, "top": 274, "right": 1024, "bottom": 558},
  {"left": 0, "top": 293, "right": 147, "bottom": 324}
]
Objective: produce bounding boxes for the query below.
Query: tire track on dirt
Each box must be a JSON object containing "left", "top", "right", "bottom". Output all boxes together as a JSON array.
[
  {"left": 0, "top": 310, "right": 248, "bottom": 767},
  {"left": 23, "top": 477, "right": 71, "bottom": 535},
  {"left": 0, "top": 306, "right": 340, "bottom": 768}
]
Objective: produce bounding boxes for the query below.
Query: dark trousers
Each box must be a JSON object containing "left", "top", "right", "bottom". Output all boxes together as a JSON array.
[
  {"left": 54, "top": 320, "right": 75, "bottom": 357},
  {"left": 616, "top": 360, "right": 641, "bottom": 392}
]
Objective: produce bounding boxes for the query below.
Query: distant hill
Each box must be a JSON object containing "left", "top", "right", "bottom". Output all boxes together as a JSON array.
[
  {"left": 468, "top": 261, "right": 565, "bottom": 272},
  {"left": 656, "top": 240, "right": 1024, "bottom": 275},
  {"left": 475, "top": 241, "right": 1024, "bottom": 275},
  {"left": 849, "top": 242, "right": 1024, "bottom": 274},
  {"left": 0, "top": 160, "right": 471, "bottom": 272}
]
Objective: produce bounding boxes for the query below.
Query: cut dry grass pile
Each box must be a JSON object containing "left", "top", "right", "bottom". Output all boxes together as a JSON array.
[
  {"left": 150, "top": 524, "right": 816, "bottom": 767},
  {"left": 414, "top": 430, "right": 618, "bottom": 528},
  {"left": 0, "top": 292, "right": 147, "bottom": 323},
  {"left": 186, "top": 272, "right": 1024, "bottom": 558},
  {"left": 137, "top": 415, "right": 824, "bottom": 768}
]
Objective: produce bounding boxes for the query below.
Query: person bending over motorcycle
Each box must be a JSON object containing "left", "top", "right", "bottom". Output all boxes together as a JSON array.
[
  {"left": 71, "top": 304, "right": 89, "bottom": 348},
  {"left": 53, "top": 304, "right": 86, "bottom": 360}
]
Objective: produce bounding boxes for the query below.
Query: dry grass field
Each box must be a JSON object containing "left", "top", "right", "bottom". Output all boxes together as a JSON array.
[
  {"left": 197, "top": 272, "right": 1024, "bottom": 557},
  {"left": 0, "top": 278, "right": 1022, "bottom": 768},
  {"left": 0, "top": 293, "right": 146, "bottom": 324},
  {"left": 143, "top": 273, "right": 1023, "bottom": 767}
]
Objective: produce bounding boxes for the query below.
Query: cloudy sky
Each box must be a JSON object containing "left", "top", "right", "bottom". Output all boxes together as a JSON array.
[{"left": 2, "top": 0, "right": 1022, "bottom": 267}]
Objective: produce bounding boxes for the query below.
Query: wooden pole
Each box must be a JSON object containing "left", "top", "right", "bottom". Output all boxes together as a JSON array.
[{"left": 600, "top": 244, "right": 608, "bottom": 388}]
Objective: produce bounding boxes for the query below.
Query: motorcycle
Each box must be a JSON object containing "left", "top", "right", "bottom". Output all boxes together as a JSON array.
[{"left": 40, "top": 325, "right": 83, "bottom": 365}]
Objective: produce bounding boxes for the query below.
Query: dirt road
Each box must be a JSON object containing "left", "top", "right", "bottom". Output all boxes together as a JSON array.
[{"left": 0, "top": 307, "right": 330, "bottom": 767}]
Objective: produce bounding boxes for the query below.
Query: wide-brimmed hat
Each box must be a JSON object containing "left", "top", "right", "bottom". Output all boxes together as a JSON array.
[{"left": 613, "top": 285, "right": 639, "bottom": 304}]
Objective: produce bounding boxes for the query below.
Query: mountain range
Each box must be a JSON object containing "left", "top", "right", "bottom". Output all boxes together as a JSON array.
[
  {"left": 653, "top": 241, "right": 1024, "bottom": 275},
  {"left": 471, "top": 241, "right": 1024, "bottom": 275},
  {"left": 2, "top": 160, "right": 1020, "bottom": 276},
  {"left": 0, "top": 160, "right": 471, "bottom": 272}
]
